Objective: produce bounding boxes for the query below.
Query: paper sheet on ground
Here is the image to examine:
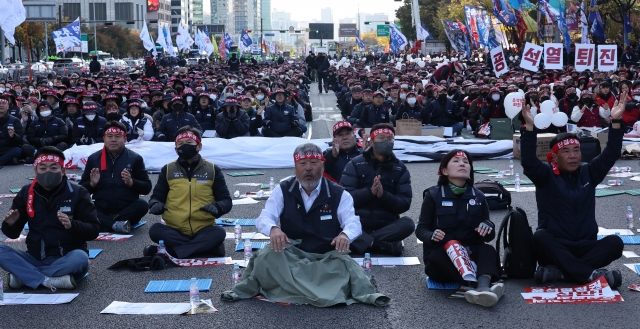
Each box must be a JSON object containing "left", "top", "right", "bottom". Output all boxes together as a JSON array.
[
  {"left": 1, "top": 293, "right": 78, "bottom": 305},
  {"left": 160, "top": 251, "right": 231, "bottom": 267},
  {"left": 505, "top": 186, "right": 536, "bottom": 192},
  {"left": 232, "top": 198, "right": 260, "bottom": 205},
  {"left": 101, "top": 301, "right": 191, "bottom": 314},
  {"left": 598, "top": 228, "right": 634, "bottom": 235},
  {"left": 521, "top": 276, "right": 622, "bottom": 304},
  {"left": 225, "top": 232, "right": 269, "bottom": 240},
  {"left": 623, "top": 251, "right": 640, "bottom": 258},
  {"left": 94, "top": 233, "right": 133, "bottom": 241},
  {"left": 624, "top": 263, "right": 640, "bottom": 273},
  {"left": 631, "top": 176, "right": 640, "bottom": 182},
  {"left": 350, "top": 257, "right": 420, "bottom": 266}
]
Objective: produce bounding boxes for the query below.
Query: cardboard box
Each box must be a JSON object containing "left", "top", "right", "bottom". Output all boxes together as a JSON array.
[
  {"left": 421, "top": 126, "right": 445, "bottom": 137},
  {"left": 589, "top": 130, "right": 609, "bottom": 152},
  {"left": 513, "top": 133, "right": 556, "bottom": 160}
]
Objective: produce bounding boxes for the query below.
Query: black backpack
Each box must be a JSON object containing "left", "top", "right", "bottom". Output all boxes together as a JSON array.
[
  {"left": 495, "top": 207, "right": 537, "bottom": 279},
  {"left": 474, "top": 180, "right": 512, "bottom": 210}
]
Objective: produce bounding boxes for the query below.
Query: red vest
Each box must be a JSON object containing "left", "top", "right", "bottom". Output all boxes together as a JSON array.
[{"left": 577, "top": 106, "right": 602, "bottom": 128}]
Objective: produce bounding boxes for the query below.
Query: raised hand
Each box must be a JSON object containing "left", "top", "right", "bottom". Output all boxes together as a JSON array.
[{"left": 610, "top": 91, "right": 627, "bottom": 120}]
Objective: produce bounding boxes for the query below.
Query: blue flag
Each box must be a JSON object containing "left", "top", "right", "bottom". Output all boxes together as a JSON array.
[
  {"left": 624, "top": 13, "right": 632, "bottom": 46},
  {"left": 557, "top": 2, "right": 572, "bottom": 54},
  {"left": 588, "top": 0, "right": 605, "bottom": 42},
  {"left": 493, "top": 0, "right": 517, "bottom": 26},
  {"left": 356, "top": 36, "right": 365, "bottom": 49},
  {"left": 389, "top": 24, "right": 408, "bottom": 54},
  {"left": 240, "top": 29, "right": 253, "bottom": 48},
  {"left": 52, "top": 18, "right": 81, "bottom": 53},
  {"left": 442, "top": 21, "right": 471, "bottom": 58}
]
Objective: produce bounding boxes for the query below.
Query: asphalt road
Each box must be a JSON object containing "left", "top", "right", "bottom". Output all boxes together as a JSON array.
[{"left": 1, "top": 85, "right": 640, "bottom": 328}]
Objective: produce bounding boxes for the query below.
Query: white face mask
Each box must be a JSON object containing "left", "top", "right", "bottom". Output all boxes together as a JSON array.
[
  {"left": 533, "top": 79, "right": 539, "bottom": 84},
  {"left": 85, "top": 114, "right": 96, "bottom": 121},
  {"left": 226, "top": 93, "right": 233, "bottom": 97},
  {"left": 299, "top": 79, "right": 303, "bottom": 84},
  {"left": 122, "top": 97, "right": 127, "bottom": 102},
  {"left": 0, "top": 88, "right": 4, "bottom": 93},
  {"left": 401, "top": 84, "right": 408, "bottom": 89},
  {"left": 399, "top": 93, "right": 407, "bottom": 100},
  {"left": 40, "top": 110, "right": 52, "bottom": 117},
  {"left": 492, "top": 94, "right": 500, "bottom": 101},
  {"left": 279, "top": 75, "right": 284, "bottom": 79},
  {"left": 634, "top": 96, "right": 640, "bottom": 101},
  {"left": 210, "top": 94, "right": 217, "bottom": 101},
  {"left": 256, "top": 94, "right": 265, "bottom": 100},
  {"left": 525, "top": 77, "right": 531, "bottom": 82},
  {"left": 394, "top": 79, "right": 399, "bottom": 83},
  {"left": 187, "top": 96, "right": 193, "bottom": 103},
  {"left": 29, "top": 87, "right": 34, "bottom": 92},
  {"left": 407, "top": 98, "right": 417, "bottom": 105}
]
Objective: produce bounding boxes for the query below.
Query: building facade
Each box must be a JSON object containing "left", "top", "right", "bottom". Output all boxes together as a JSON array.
[
  {"left": 146, "top": 0, "right": 171, "bottom": 30},
  {"left": 57, "top": 0, "right": 148, "bottom": 31}
]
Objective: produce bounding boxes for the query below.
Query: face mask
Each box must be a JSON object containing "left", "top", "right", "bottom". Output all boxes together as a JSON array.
[
  {"left": 540, "top": 96, "right": 550, "bottom": 102},
  {"left": 256, "top": 94, "right": 264, "bottom": 100},
  {"left": 210, "top": 94, "right": 217, "bottom": 101},
  {"left": 583, "top": 98, "right": 593, "bottom": 106},
  {"left": 0, "top": 88, "right": 4, "bottom": 93},
  {"left": 491, "top": 94, "right": 500, "bottom": 101},
  {"left": 480, "top": 92, "right": 489, "bottom": 98},
  {"left": 279, "top": 75, "right": 284, "bottom": 79},
  {"left": 529, "top": 95, "right": 538, "bottom": 102},
  {"left": 447, "top": 90, "right": 456, "bottom": 96},
  {"left": 85, "top": 114, "right": 96, "bottom": 121},
  {"left": 634, "top": 96, "right": 640, "bottom": 101},
  {"left": 568, "top": 94, "right": 577, "bottom": 101},
  {"left": 106, "top": 112, "right": 121, "bottom": 121},
  {"left": 299, "top": 79, "right": 303, "bottom": 84},
  {"left": 175, "top": 86, "right": 184, "bottom": 91},
  {"left": 40, "top": 110, "right": 52, "bottom": 117},
  {"left": 532, "top": 79, "right": 539, "bottom": 84},
  {"left": 407, "top": 98, "right": 417, "bottom": 105},
  {"left": 394, "top": 79, "right": 399, "bottom": 83},
  {"left": 226, "top": 93, "right": 234, "bottom": 97},
  {"left": 173, "top": 104, "right": 184, "bottom": 112},
  {"left": 29, "top": 87, "right": 34, "bottom": 92},
  {"left": 177, "top": 144, "right": 198, "bottom": 160},
  {"left": 36, "top": 171, "right": 62, "bottom": 189},
  {"left": 399, "top": 93, "right": 407, "bottom": 100},
  {"left": 401, "top": 84, "right": 408, "bottom": 89},
  {"left": 438, "top": 94, "right": 448, "bottom": 102},
  {"left": 525, "top": 77, "right": 531, "bottom": 82},
  {"left": 518, "top": 84, "right": 526, "bottom": 89},
  {"left": 122, "top": 97, "right": 127, "bottom": 102},
  {"left": 373, "top": 140, "right": 394, "bottom": 156},
  {"left": 187, "top": 96, "right": 193, "bottom": 103},
  {"left": 426, "top": 90, "right": 434, "bottom": 97}
]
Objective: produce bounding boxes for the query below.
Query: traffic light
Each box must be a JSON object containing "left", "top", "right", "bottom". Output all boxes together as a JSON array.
[
  {"left": 279, "top": 30, "right": 286, "bottom": 33},
  {"left": 364, "top": 22, "right": 370, "bottom": 25},
  {"left": 294, "top": 30, "right": 302, "bottom": 33},
  {"left": 245, "top": 30, "right": 252, "bottom": 33}
]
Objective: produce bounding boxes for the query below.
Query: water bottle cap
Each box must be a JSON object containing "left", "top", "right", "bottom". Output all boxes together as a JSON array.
[
  {"left": 364, "top": 253, "right": 370, "bottom": 257},
  {"left": 159, "top": 240, "right": 164, "bottom": 244},
  {"left": 234, "top": 263, "right": 239, "bottom": 268},
  {"left": 191, "top": 277, "right": 197, "bottom": 280}
]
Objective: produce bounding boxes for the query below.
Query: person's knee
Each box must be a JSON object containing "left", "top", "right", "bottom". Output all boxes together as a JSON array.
[
  {"left": 67, "top": 250, "right": 89, "bottom": 271},
  {"left": 603, "top": 235, "right": 624, "bottom": 257},
  {"left": 148, "top": 223, "right": 165, "bottom": 242},
  {"left": 532, "top": 228, "right": 553, "bottom": 245},
  {"left": 398, "top": 216, "right": 416, "bottom": 235}
]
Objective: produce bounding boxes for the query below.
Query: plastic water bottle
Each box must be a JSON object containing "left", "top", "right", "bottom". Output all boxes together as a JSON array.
[
  {"left": 509, "top": 159, "right": 514, "bottom": 176},
  {"left": 627, "top": 206, "right": 634, "bottom": 230},
  {"left": 609, "top": 166, "right": 620, "bottom": 173},
  {"left": 189, "top": 278, "right": 199, "bottom": 313},
  {"left": 234, "top": 224, "right": 242, "bottom": 244},
  {"left": 158, "top": 240, "right": 166, "bottom": 255},
  {"left": 233, "top": 190, "right": 240, "bottom": 198},
  {"left": 269, "top": 177, "right": 275, "bottom": 191},
  {"left": 362, "top": 253, "right": 372, "bottom": 280},
  {"left": 0, "top": 275, "right": 4, "bottom": 302},
  {"left": 620, "top": 166, "right": 633, "bottom": 172},
  {"left": 244, "top": 238, "right": 253, "bottom": 265},
  {"left": 608, "top": 179, "right": 624, "bottom": 186},
  {"left": 232, "top": 263, "right": 242, "bottom": 288},
  {"left": 514, "top": 173, "right": 521, "bottom": 192}
]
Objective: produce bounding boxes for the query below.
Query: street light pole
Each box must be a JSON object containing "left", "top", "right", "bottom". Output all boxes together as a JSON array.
[{"left": 93, "top": 4, "right": 98, "bottom": 55}]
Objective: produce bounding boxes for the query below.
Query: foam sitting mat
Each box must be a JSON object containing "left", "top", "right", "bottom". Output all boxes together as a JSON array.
[
  {"left": 625, "top": 189, "right": 640, "bottom": 196},
  {"left": 89, "top": 249, "right": 102, "bottom": 259},
  {"left": 227, "top": 171, "right": 265, "bottom": 177},
  {"left": 144, "top": 279, "right": 212, "bottom": 293},
  {"left": 235, "top": 241, "right": 270, "bottom": 252},
  {"left": 498, "top": 179, "right": 533, "bottom": 185},
  {"left": 598, "top": 235, "right": 640, "bottom": 244},
  {"left": 595, "top": 189, "right": 627, "bottom": 197},
  {"left": 132, "top": 221, "right": 147, "bottom": 229},
  {"left": 426, "top": 277, "right": 460, "bottom": 290},
  {"left": 216, "top": 218, "right": 256, "bottom": 226}
]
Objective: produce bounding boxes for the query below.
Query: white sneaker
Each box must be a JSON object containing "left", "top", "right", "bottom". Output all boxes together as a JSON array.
[
  {"left": 46, "top": 275, "right": 76, "bottom": 292},
  {"left": 8, "top": 273, "right": 24, "bottom": 289},
  {"left": 490, "top": 283, "right": 505, "bottom": 300},
  {"left": 464, "top": 289, "right": 499, "bottom": 307}
]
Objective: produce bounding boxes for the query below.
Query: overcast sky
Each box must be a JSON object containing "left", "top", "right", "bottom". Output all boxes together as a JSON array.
[{"left": 270, "top": 0, "right": 404, "bottom": 22}]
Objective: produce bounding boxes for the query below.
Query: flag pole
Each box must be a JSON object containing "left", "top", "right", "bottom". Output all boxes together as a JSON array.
[{"left": 25, "top": 21, "right": 32, "bottom": 81}]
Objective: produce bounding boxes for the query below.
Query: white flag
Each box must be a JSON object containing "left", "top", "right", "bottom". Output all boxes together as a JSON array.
[
  {"left": 162, "top": 24, "right": 176, "bottom": 57},
  {"left": 176, "top": 20, "right": 193, "bottom": 51},
  {"left": 0, "top": 0, "right": 26, "bottom": 44},
  {"left": 156, "top": 23, "right": 169, "bottom": 54},
  {"left": 195, "top": 29, "right": 205, "bottom": 51},
  {"left": 140, "top": 22, "right": 157, "bottom": 56}
]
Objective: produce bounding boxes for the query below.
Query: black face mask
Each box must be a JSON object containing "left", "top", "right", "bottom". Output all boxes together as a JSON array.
[
  {"left": 447, "top": 90, "right": 456, "bottom": 96},
  {"left": 106, "top": 112, "right": 121, "bottom": 121},
  {"left": 426, "top": 91, "right": 434, "bottom": 97},
  {"left": 36, "top": 171, "right": 62, "bottom": 189},
  {"left": 567, "top": 94, "right": 577, "bottom": 101},
  {"left": 480, "top": 92, "right": 489, "bottom": 98},
  {"left": 518, "top": 84, "right": 526, "bottom": 89},
  {"left": 540, "top": 96, "right": 550, "bottom": 102},
  {"left": 175, "top": 86, "right": 184, "bottom": 91},
  {"left": 530, "top": 95, "right": 538, "bottom": 102},
  {"left": 177, "top": 144, "right": 198, "bottom": 160},
  {"left": 470, "top": 77, "right": 477, "bottom": 83},
  {"left": 438, "top": 94, "right": 448, "bottom": 102},
  {"left": 173, "top": 104, "right": 184, "bottom": 112},
  {"left": 583, "top": 98, "right": 593, "bottom": 106}
]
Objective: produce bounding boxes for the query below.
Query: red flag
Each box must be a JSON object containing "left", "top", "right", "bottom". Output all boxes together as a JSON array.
[
  {"left": 219, "top": 35, "right": 226, "bottom": 59},
  {"left": 515, "top": 10, "right": 528, "bottom": 43}
]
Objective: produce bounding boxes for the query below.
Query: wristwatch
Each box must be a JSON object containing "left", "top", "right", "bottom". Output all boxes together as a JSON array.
[{"left": 611, "top": 118, "right": 623, "bottom": 124}]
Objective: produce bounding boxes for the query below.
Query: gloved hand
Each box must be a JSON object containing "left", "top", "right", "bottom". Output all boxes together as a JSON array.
[
  {"left": 41, "top": 137, "right": 53, "bottom": 146},
  {"left": 291, "top": 119, "right": 300, "bottom": 127},
  {"left": 263, "top": 120, "right": 271, "bottom": 128},
  {"left": 149, "top": 201, "right": 167, "bottom": 215},
  {"left": 80, "top": 136, "right": 88, "bottom": 145},
  {"left": 227, "top": 110, "right": 237, "bottom": 120},
  {"left": 137, "top": 128, "right": 144, "bottom": 138},
  {"left": 200, "top": 203, "right": 220, "bottom": 216}
]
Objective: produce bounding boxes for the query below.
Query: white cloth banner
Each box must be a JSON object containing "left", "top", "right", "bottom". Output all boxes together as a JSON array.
[
  {"left": 62, "top": 137, "right": 513, "bottom": 171},
  {"left": 156, "top": 23, "right": 169, "bottom": 54},
  {"left": 0, "top": 0, "right": 26, "bottom": 44},
  {"left": 140, "top": 22, "right": 157, "bottom": 56},
  {"left": 575, "top": 44, "right": 595, "bottom": 72},
  {"left": 176, "top": 20, "right": 194, "bottom": 51},
  {"left": 519, "top": 42, "right": 543, "bottom": 72},
  {"left": 543, "top": 43, "right": 563, "bottom": 70},
  {"left": 597, "top": 45, "right": 618, "bottom": 72},
  {"left": 490, "top": 46, "right": 509, "bottom": 77}
]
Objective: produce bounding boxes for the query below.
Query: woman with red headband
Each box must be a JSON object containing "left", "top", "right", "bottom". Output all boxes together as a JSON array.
[
  {"left": 521, "top": 91, "right": 627, "bottom": 290},
  {"left": 416, "top": 149, "right": 504, "bottom": 307}
]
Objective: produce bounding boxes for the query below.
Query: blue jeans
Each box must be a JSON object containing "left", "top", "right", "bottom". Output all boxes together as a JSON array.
[
  {"left": 0, "top": 147, "right": 21, "bottom": 166},
  {"left": 450, "top": 122, "right": 464, "bottom": 136},
  {"left": 0, "top": 245, "right": 89, "bottom": 289}
]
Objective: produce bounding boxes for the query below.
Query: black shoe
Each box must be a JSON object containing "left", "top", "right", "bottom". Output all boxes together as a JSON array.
[
  {"left": 535, "top": 265, "right": 563, "bottom": 284},
  {"left": 143, "top": 245, "right": 158, "bottom": 257},
  {"left": 24, "top": 157, "right": 34, "bottom": 164},
  {"left": 604, "top": 270, "right": 622, "bottom": 290},
  {"left": 11, "top": 157, "right": 19, "bottom": 165},
  {"left": 372, "top": 241, "right": 403, "bottom": 256}
]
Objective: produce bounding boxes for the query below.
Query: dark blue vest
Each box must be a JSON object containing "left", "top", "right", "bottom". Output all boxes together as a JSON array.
[{"left": 279, "top": 177, "right": 344, "bottom": 254}]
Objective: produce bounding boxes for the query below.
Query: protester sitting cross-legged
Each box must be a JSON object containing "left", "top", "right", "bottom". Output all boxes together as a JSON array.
[
  {"left": 146, "top": 126, "right": 232, "bottom": 259},
  {"left": 323, "top": 121, "right": 362, "bottom": 182},
  {"left": 416, "top": 149, "right": 504, "bottom": 307},
  {"left": 521, "top": 91, "right": 626, "bottom": 290},
  {"left": 262, "top": 89, "right": 303, "bottom": 137},
  {"left": 215, "top": 97, "right": 250, "bottom": 139},
  {"left": 340, "top": 123, "right": 414, "bottom": 256},
  {"left": 0, "top": 95, "right": 24, "bottom": 166},
  {"left": 23, "top": 101, "right": 69, "bottom": 161},
  {"left": 79, "top": 121, "right": 152, "bottom": 233},
  {"left": 0, "top": 147, "right": 99, "bottom": 291}
]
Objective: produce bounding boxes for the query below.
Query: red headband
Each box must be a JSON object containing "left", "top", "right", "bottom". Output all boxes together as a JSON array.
[
  {"left": 104, "top": 127, "right": 126, "bottom": 138},
  {"left": 29, "top": 154, "right": 65, "bottom": 217},
  {"left": 175, "top": 131, "right": 201, "bottom": 144},
  {"left": 294, "top": 151, "right": 325, "bottom": 163},
  {"left": 34, "top": 154, "right": 64, "bottom": 167},
  {"left": 370, "top": 128, "right": 395, "bottom": 139},
  {"left": 547, "top": 138, "right": 580, "bottom": 175},
  {"left": 0, "top": 99, "right": 8, "bottom": 104},
  {"left": 454, "top": 151, "right": 467, "bottom": 158}
]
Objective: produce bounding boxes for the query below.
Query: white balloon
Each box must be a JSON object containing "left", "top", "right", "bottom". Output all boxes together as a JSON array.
[
  {"left": 344, "top": 62, "right": 350, "bottom": 68},
  {"left": 341, "top": 57, "right": 347, "bottom": 62},
  {"left": 329, "top": 60, "right": 335, "bottom": 65},
  {"left": 540, "top": 100, "right": 556, "bottom": 116},
  {"left": 534, "top": 113, "right": 552, "bottom": 130},
  {"left": 361, "top": 58, "right": 366, "bottom": 62},
  {"left": 551, "top": 112, "right": 568, "bottom": 127},
  {"left": 634, "top": 121, "right": 640, "bottom": 135},
  {"left": 288, "top": 60, "right": 294, "bottom": 64},
  {"left": 418, "top": 61, "right": 425, "bottom": 68},
  {"left": 406, "top": 55, "right": 412, "bottom": 61},
  {"left": 503, "top": 92, "right": 524, "bottom": 119}
]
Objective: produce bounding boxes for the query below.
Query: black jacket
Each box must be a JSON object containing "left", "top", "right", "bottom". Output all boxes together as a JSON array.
[
  {"left": 3, "top": 177, "right": 99, "bottom": 260},
  {"left": 521, "top": 125, "right": 623, "bottom": 246},
  {"left": 348, "top": 101, "right": 371, "bottom": 127},
  {"left": 72, "top": 116, "right": 107, "bottom": 145},
  {"left": 314, "top": 56, "right": 330, "bottom": 75},
  {"left": 89, "top": 59, "right": 101, "bottom": 73},
  {"left": 395, "top": 104, "right": 431, "bottom": 124},
  {"left": 323, "top": 145, "right": 362, "bottom": 182},
  {"left": 0, "top": 114, "right": 23, "bottom": 154},
  {"left": 428, "top": 97, "right": 461, "bottom": 127},
  {"left": 359, "top": 103, "right": 391, "bottom": 128},
  {"left": 190, "top": 103, "right": 217, "bottom": 131},
  {"left": 339, "top": 97, "right": 362, "bottom": 119},
  {"left": 157, "top": 111, "right": 202, "bottom": 141},
  {"left": 263, "top": 102, "right": 297, "bottom": 135},
  {"left": 228, "top": 57, "right": 240, "bottom": 72},
  {"left": 215, "top": 110, "right": 250, "bottom": 139},
  {"left": 245, "top": 107, "right": 264, "bottom": 136},
  {"left": 340, "top": 148, "right": 412, "bottom": 231},
  {"left": 80, "top": 147, "right": 152, "bottom": 211},
  {"left": 27, "top": 116, "right": 68, "bottom": 147}
]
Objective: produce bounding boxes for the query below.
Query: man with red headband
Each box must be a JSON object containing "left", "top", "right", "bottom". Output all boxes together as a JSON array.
[
  {"left": 146, "top": 126, "right": 232, "bottom": 258},
  {"left": 0, "top": 146, "right": 99, "bottom": 291},
  {"left": 323, "top": 121, "right": 361, "bottom": 182},
  {"left": 341, "top": 123, "right": 414, "bottom": 256},
  {"left": 256, "top": 142, "right": 361, "bottom": 254},
  {"left": 79, "top": 121, "right": 152, "bottom": 233},
  {"left": 520, "top": 91, "right": 627, "bottom": 290}
]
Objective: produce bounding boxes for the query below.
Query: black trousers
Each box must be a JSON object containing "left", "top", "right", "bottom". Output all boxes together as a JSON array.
[
  {"left": 425, "top": 243, "right": 500, "bottom": 284},
  {"left": 148, "top": 223, "right": 226, "bottom": 259},
  {"left": 317, "top": 74, "right": 328, "bottom": 92},
  {"left": 22, "top": 142, "right": 68, "bottom": 159},
  {"left": 351, "top": 216, "right": 415, "bottom": 254},
  {"left": 96, "top": 198, "right": 148, "bottom": 232},
  {"left": 533, "top": 229, "right": 623, "bottom": 283}
]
